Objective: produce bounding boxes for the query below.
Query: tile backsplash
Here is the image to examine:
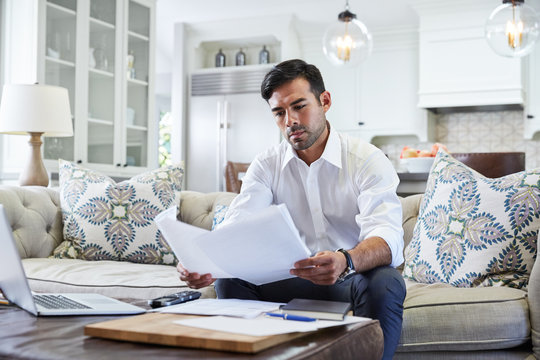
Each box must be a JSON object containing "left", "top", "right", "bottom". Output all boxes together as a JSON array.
[{"left": 378, "top": 110, "right": 540, "bottom": 171}]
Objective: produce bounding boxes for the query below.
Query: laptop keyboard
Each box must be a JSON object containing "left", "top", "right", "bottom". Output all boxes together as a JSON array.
[{"left": 34, "top": 294, "right": 92, "bottom": 310}]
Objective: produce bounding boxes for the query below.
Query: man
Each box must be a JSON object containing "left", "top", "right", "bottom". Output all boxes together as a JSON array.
[{"left": 178, "top": 59, "right": 406, "bottom": 359}]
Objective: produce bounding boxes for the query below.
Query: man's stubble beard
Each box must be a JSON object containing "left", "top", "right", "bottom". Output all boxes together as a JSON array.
[{"left": 286, "top": 115, "right": 328, "bottom": 151}]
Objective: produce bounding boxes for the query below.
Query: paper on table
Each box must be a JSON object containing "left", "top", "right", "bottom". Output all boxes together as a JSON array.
[
  {"left": 155, "top": 298, "right": 284, "bottom": 319},
  {"left": 174, "top": 315, "right": 371, "bottom": 337},
  {"left": 155, "top": 204, "right": 312, "bottom": 285}
]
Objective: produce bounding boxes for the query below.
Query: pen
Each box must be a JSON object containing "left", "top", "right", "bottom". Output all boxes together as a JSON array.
[{"left": 265, "top": 312, "right": 316, "bottom": 322}]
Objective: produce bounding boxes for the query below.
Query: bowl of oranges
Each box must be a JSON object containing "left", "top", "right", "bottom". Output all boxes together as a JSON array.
[{"left": 400, "top": 143, "right": 448, "bottom": 173}]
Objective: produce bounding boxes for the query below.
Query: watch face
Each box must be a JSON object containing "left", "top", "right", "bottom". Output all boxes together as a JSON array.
[{"left": 337, "top": 268, "right": 356, "bottom": 282}]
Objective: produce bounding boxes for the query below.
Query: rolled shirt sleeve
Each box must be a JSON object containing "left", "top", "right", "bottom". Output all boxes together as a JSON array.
[{"left": 355, "top": 151, "right": 404, "bottom": 267}]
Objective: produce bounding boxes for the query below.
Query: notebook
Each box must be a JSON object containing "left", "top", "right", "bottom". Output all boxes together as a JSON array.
[
  {"left": 280, "top": 298, "right": 352, "bottom": 321},
  {"left": 0, "top": 204, "right": 146, "bottom": 316}
]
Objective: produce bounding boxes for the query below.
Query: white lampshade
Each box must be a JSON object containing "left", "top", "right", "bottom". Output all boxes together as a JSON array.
[{"left": 0, "top": 84, "right": 73, "bottom": 136}]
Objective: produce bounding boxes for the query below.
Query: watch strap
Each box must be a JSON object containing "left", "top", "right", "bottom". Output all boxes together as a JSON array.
[
  {"left": 336, "top": 248, "right": 355, "bottom": 272},
  {"left": 336, "top": 248, "right": 356, "bottom": 282}
]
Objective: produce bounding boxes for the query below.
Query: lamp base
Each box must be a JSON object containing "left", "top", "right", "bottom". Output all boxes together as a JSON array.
[{"left": 19, "top": 132, "right": 49, "bottom": 187}]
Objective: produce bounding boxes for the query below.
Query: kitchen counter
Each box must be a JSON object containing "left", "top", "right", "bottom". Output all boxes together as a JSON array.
[{"left": 397, "top": 172, "right": 429, "bottom": 197}]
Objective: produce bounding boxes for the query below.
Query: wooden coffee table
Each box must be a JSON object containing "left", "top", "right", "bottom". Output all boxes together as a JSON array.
[{"left": 0, "top": 299, "right": 383, "bottom": 359}]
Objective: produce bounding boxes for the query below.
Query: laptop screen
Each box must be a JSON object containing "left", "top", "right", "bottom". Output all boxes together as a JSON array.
[{"left": 0, "top": 204, "right": 39, "bottom": 315}]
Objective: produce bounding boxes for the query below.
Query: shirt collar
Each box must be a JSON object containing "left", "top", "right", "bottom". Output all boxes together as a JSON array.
[
  {"left": 321, "top": 124, "right": 342, "bottom": 169},
  {"left": 281, "top": 123, "right": 342, "bottom": 171}
]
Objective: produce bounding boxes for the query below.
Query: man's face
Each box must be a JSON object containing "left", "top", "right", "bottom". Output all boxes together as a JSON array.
[{"left": 268, "top": 78, "right": 331, "bottom": 151}]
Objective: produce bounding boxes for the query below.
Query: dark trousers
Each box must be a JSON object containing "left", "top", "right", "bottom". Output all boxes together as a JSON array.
[{"left": 215, "top": 266, "right": 406, "bottom": 360}]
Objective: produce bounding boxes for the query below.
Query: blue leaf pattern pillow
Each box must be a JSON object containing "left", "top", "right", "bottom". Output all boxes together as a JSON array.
[
  {"left": 403, "top": 150, "right": 539, "bottom": 289},
  {"left": 212, "top": 204, "right": 229, "bottom": 230},
  {"left": 52, "top": 160, "right": 184, "bottom": 265}
]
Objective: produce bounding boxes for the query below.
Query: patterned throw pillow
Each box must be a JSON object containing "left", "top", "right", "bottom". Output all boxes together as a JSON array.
[
  {"left": 212, "top": 204, "right": 229, "bottom": 230},
  {"left": 403, "top": 150, "right": 539, "bottom": 289},
  {"left": 52, "top": 160, "right": 184, "bottom": 265}
]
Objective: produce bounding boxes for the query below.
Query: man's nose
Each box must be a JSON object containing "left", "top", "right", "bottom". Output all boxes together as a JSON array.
[{"left": 285, "top": 111, "right": 298, "bottom": 127}]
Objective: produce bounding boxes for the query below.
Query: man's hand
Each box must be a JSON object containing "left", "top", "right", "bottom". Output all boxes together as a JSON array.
[
  {"left": 177, "top": 263, "right": 215, "bottom": 289},
  {"left": 290, "top": 251, "right": 347, "bottom": 285}
]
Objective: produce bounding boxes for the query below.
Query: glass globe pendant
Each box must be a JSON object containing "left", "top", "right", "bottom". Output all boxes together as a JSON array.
[
  {"left": 485, "top": 0, "right": 540, "bottom": 57},
  {"left": 323, "top": 0, "right": 373, "bottom": 67}
]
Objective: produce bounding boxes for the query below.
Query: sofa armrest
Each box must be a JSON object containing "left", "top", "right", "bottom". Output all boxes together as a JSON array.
[
  {"left": 0, "top": 185, "right": 63, "bottom": 259},
  {"left": 528, "top": 256, "right": 540, "bottom": 357},
  {"left": 400, "top": 193, "right": 423, "bottom": 249}
]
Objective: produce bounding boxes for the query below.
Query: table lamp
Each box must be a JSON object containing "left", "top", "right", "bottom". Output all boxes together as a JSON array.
[{"left": 0, "top": 84, "right": 73, "bottom": 187}]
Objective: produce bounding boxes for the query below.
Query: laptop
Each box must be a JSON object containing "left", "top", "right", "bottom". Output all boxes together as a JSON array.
[{"left": 0, "top": 204, "right": 146, "bottom": 316}]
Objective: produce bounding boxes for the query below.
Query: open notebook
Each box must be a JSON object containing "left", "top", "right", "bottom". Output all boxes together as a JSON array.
[{"left": 0, "top": 204, "right": 145, "bottom": 316}]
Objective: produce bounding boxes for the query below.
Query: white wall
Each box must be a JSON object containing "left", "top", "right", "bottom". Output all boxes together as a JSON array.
[{"left": 0, "top": 0, "right": 40, "bottom": 181}]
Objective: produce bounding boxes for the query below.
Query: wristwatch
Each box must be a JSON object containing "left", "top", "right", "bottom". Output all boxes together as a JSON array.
[{"left": 336, "top": 248, "right": 356, "bottom": 282}]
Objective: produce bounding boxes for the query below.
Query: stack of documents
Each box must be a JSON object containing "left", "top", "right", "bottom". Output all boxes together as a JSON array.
[
  {"left": 155, "top": 204, "right": 311, "bottom": 285},
  {"left": 155, "top": 298, "right": 370, "bottom": 337},
  {"left": 174, "top": 314, "right": 368, "bottom": 336},
  {"left": 154, "top": 298, "right": 283, "bottom": 319}
]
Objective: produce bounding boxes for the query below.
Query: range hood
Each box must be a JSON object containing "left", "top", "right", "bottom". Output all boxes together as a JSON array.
[
  {"left": 410, "top": 0, "right": 527, "bottom": 113},
  {"left": 426, "top": 104, "right": 524, "bottom": 114}
]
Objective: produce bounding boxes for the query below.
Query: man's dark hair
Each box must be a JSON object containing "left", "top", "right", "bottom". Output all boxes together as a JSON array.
[{"left": 261, "top": 59, "right": 326, "bottom": 103}]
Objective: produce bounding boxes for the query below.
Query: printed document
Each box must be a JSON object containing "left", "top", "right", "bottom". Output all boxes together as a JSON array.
[
  {"left": 174, "top": 315, "right": 371, "bottom": 336},
  {"left": 155, "top": 204, "right": 312, "bottom": 285},
  {"left": 154, "top": 298, "right": 283, "bottom": 318}
]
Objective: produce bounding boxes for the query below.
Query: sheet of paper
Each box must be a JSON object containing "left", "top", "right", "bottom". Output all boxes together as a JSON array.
[
  {"left": 195, "top": 204, "right": 312, "bottom": 285},
  {"left": 155, "top": 298, "right": 283, "bottom": 318},
  {"left": 173, "top": 315, "right": 371, "bottom": 337},
  {"left": 156, "top": 204, "right": 312, "bottom": 285},
  {"left": 155, "top": 207, "right": 234, "bottom": 278}
]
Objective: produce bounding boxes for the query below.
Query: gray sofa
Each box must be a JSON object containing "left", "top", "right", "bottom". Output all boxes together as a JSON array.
[{"left": 0, "top": 185, "right": 537, "bottom": 359}]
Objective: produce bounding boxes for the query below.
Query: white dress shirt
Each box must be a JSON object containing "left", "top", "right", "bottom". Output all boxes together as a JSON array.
[{"left": 219, "top": 125, "right": 404, "bottom": 268}]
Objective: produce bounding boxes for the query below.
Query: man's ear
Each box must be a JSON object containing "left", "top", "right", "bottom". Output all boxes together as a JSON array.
[{"left": 320, "top": 91, "right": 332, "bottom": 113}]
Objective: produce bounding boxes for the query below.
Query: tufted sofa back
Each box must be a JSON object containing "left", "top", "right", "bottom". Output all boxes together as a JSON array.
[
  {"left": 178, "top": 191, "right": 237, "bottom": 229},
  {"left": 0, "top": 186, "right": 63, "bottom": 259},
  {"left": 0, "top": 186, "right": 238, "bottom": 260},
  {"left": 0, "top": 185, "right": 421, "bottom": 260}
]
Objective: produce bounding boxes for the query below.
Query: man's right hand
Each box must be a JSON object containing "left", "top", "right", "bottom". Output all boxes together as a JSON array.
[{"left": 177, "top": 263, "right": 215, "bottom": 289}]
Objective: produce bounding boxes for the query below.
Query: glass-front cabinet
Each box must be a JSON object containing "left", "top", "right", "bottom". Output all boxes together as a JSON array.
[
  {"left": 40, "top": 0, "right": 156, "bottom": 175},
  {"left": 126, "top": 0, "right": 151, "bottom": 168},
  {"left": 43, "top": 0, "right": 77, "bottom": 162},
  {"left": 87, "top": 0, "right": 116, "bottom": 166}
]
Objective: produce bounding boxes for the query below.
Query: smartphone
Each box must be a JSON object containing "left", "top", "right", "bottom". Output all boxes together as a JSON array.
[{"left": 148, "top": 290, "right": 202, "bottom": 308}]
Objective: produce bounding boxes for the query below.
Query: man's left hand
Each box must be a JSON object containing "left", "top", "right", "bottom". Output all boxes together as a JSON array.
[{"left": 290, "top": 251, "right": 347, "bottom": 285}]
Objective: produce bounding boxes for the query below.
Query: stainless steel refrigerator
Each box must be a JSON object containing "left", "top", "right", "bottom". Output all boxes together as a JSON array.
[{"left": 186, "top": 66, "right": 281, "bottom": 192}]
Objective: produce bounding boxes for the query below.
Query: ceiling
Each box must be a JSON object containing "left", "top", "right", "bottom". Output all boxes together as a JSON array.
[{"left": 155, "top": 0, "right": 419, "bottom": 75}]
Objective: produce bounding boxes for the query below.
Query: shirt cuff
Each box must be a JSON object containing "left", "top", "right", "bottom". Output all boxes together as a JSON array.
[{"left": 364, "top": 227, "right": 404, "bottom": 268}]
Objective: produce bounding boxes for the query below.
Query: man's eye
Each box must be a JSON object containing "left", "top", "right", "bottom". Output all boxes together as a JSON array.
[
  {"left": 294, "top": 104, "right": 306, "bottom": 111},
  {"left": 274, "top": 111, "right": 285, "bottom": 118}
]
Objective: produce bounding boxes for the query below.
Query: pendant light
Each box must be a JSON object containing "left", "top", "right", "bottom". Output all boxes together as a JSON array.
[
  {"left": 485, "top": 0, "right": 540, "bottom": 57},
  {"left": 322, "top": 0, "right": 373, "bottom": 67}
]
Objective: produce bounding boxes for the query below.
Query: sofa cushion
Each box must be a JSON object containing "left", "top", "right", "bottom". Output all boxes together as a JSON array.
[
  {"left": 22, "top": 258, "right": 216, "bottom": 300},
  {"left": 403, "top": 150, "right": 540, "bottom": 288},
  {"left": 399, "top": 279, "right": 530, "bottom": 352},
  {"left": 52, "top": 160, "right": 183, "bottom": 265}
]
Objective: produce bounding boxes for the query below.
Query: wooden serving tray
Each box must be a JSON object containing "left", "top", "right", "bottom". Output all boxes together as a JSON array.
[{"left": 84, "top": 313, "right": 314, "bottom": 353}]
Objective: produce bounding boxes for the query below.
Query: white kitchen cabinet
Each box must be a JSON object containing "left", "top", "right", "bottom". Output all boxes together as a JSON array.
[
  {"left": 6, "top": 0, "right": 156, "bottom": 177},
  {"left": 354, "top": 41, "right": 430, "bottom": 142},
  {"left": 524, "top": 43, "right": 540, "bottom": 139}
]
